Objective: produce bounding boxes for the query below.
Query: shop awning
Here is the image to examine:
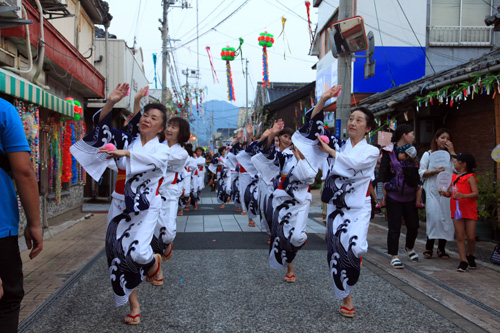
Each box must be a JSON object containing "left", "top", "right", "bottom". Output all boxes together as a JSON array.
[{"left": 0, "top": 68, "right": 74, "bottom": 117}]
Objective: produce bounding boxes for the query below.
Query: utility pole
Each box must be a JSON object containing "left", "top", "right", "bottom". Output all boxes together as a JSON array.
[
  {"left": 245, "top": 59, "right": 249, "bottom": 124},
  {"left": 161, "top": 0, "right": 169, "bottom": 108},
  {"left": 336, "top": 0, "right": 354, "bottom": 140}
]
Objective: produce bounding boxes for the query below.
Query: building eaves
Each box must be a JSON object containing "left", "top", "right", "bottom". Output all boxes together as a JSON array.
[
  {"left": 359, "top": 48, "right": 500, "bottom": 116},
  {"left": 264, "top": 81, "right": 315, "bottom": 112}
]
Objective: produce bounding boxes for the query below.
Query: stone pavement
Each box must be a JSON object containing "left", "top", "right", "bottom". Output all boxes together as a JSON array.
[{"left": 15, "top": 188, "right": 500, "bottom": 332}]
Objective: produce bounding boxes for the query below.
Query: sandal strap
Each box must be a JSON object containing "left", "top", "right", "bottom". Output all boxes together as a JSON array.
[{"left": 146, "top": 255, "right": 161, "bottom": 278}]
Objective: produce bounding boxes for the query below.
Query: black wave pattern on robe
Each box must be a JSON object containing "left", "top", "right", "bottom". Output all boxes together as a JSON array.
[
  {"left": 269, "top": 199, "right": 303, "bottom": 268},
  {"left": 217, "top": 168, "right": 230, "bottom": 204},
  {"left": 124, "top": 171, "right": 152, "bottom": 212},
  {"left": 325, "top": 173, "right": 360, "bottom": 294},
  {"left": 106, "top": 211, "right": 154, "bottom": 299},
  {"left": 243, "top": 177, "right": 259, "bottom": 216},
  {"left": 151, "top": 226, "right": 168, "bottom": 254},
  {"left": 261, "top": 193, "right": 274, "bottom": 231},
  {"left": 231, "top": 172, "right": 240, "bottom": 205}
]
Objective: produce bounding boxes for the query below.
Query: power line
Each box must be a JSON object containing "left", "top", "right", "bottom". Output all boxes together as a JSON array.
[
  {"left": 176, "top": 0, "right": 228, "bottom": 42},
  {"left": 395, "top": 0, "right": 436, "bottom": 74},
  {"left": 174, "top": 0, "right": 251, "bottom": 50},
  {"left": 373, "top": 0, "right": 396, "bottom": 86}
]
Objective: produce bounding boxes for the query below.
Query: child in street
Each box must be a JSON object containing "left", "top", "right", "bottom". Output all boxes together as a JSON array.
[
  {"left": 376, "top": 144, "right": 424, "bottom": 209},
  {"left": 439, "top": 152, "right": 479, "bottom": 272}
]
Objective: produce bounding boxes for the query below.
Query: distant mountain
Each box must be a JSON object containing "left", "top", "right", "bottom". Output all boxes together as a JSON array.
[{"left": 189, "top": 100, "right": 239, "bottom": 146}]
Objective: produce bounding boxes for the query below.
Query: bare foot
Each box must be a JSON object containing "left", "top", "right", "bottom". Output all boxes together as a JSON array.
[
  {"left": 146, "top": 254, "right": 163, "bottom": 286},
  {"left": 162, "top": 243, "right": 173, "bottom": 262},
  {"left": 220, "top": 204, "right": 225, "bottom": 209},
  {"left": 177, "top": 210, "right": 184, "bottom": 216},
  {"left": 248, "top": 219, "right": 255, "bottom": 227},
  {"left": 125, "top": 290, "right": 141, "bottom": 324},
  {"left": 241, "top": 211, "right": 247, "bottom": 215}
]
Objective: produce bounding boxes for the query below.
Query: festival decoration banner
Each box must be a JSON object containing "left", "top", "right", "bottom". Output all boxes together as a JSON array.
[{"left": 258, "top": 31, "right": 274, "bottom": 89}]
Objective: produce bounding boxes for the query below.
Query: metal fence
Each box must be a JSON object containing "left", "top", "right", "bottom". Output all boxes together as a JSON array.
[{"left": 429, "top": 26, "right": 493, "bottom": 47}]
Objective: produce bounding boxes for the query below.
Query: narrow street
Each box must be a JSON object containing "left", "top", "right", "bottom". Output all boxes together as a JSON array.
[{"left": 16, "top": 188, "right": 500, "bottom": 332}]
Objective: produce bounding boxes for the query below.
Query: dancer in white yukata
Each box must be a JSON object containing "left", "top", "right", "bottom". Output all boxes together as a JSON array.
[
  {"left": 193, "top": 147, "right": 206, "bottom": 209},
  {"left": 303, "top": 85, "right": 378, "bottom": 318},
  {"left": 151, "top": 117, "right": 190, "bottom": 265},
  {"left": 214, "top": 146, "right": 231, "bottom": 208},
  {"left": 71, "top": 84, "right": 169, "bottom": 325},
  {"left": 237, "top": 124, "right": 260, "bottom": 227},
  {"left": 253, "top": 121, "right": 310, "bottom": 282}
]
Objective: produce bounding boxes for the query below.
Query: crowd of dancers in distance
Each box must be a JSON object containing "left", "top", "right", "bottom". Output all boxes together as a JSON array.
[{"left": 70, "top": 82, "right": 379, "bottom": 324}]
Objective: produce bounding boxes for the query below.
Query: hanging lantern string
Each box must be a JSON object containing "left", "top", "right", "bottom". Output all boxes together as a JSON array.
[{"left": 305, "top": 1, "right": 313, "bottom": 43}]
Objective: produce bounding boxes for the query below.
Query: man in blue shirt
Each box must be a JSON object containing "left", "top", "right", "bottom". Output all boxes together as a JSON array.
[{"left": 0, "top": 97, "right": 43, "bottom": 332}]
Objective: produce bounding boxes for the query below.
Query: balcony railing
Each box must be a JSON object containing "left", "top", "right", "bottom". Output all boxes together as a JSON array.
[{"left": 429, "top": 26, "right": 493, "bottom": 47}]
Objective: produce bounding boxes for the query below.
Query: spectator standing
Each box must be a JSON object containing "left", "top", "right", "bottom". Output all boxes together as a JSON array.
[
  {"left": 0, "top": 97, "right": 43, "bottom": 332},
  {"left": 419, "top": 128, "right": 456, "bottom": 259},
  {"left": 379, "top": 124, "right": 420, "bottom": 269}
]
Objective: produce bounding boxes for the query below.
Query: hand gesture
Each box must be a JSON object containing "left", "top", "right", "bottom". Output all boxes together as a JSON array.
[
  {"left": 98, "top": 148, "right": 130, "bottom": 159},
  {"left": 134, "top": 86, "right": 149, "bottom": 102},
  {"left": 24, "top": 225, "right": 43, "bottom": 259},
  {"left": 318, "top": 136, "right": 336, "bottom": 157},
  {"left": 434, "top": 166, "right": 445, "bottom": 175},
  {"left": 444, "top": 140, "right": 455, "bottom": 154},
  {"left": 271, "top": 119, "right": 284, "bottom": 134},
  {"left": 108, "top": 83, "right": 130, "bottom": 104},
  {"left": 454, "top": 192, "right": 464, "bottom": 200},
  {"left": 237, "top": 130, "right": 244, "bottom": 140},
  {"left": 320, "top": 85, "right": 342, "bottom": 102},
  {"left": 245, "top": 122, "right": 254, "bottom": 137}
]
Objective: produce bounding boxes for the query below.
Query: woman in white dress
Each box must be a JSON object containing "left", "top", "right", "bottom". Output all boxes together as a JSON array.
[{"left": 419, "top": 128, "right": 456, "bottom": 259}]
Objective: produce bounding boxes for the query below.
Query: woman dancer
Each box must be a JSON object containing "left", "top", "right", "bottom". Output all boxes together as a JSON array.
[
  {"left": 304, "top": 85, "right": 378, "bottom": 317},
  {"left": 193, "top": 147, "right": 206, "bottom": 209},
  {"left": 151, "top": 117, "right": 190, "bottom": 264},
  {"left": 179, "top": 144, "right": 194, "bottom": 214},
  {"left": 71, "top": 84, "right": 169, "bottom": 324},
  {"left": 215, "top": 146, "right": 231, "bottom": 208},
  {"left": 253, "top": 120, "right": 308, "bottom": 282}
]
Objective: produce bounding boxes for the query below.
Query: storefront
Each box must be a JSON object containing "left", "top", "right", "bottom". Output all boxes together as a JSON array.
[{"left": 0, "top": 68, "right": 86, "bottom": 232}]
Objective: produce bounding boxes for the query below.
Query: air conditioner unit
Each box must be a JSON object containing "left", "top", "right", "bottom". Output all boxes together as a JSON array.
[{"left": 0, "top": 0, "right": 22, "bottom": 19}]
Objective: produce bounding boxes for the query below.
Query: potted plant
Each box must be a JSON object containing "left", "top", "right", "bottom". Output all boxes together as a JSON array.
[{"left": 476, "top": 172, "right": 500, "bottom": 241}]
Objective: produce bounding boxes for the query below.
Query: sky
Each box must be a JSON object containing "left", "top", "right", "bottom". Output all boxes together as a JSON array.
[{"left": 105, "top": 0, "right": 338, "bottom": 110}]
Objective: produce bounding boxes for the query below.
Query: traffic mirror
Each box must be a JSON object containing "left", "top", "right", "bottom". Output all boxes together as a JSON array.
[{"left": 328, "top": 16, "right": 368, "bottom": 58}]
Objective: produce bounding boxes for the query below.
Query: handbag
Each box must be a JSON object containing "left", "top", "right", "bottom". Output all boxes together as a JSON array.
[{"left": 491, "top": 244, "right": 500, "bottom": 265}]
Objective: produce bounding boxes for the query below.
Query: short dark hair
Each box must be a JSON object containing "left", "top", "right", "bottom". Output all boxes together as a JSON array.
[
  {"left": 352, "top": 106, "right": 376, "bottom": 131},
  {"left": 278, "top": 127, "right": 294, "bottom": 137},
  {"left": 168, "top": 117, "right": 190, "bottom": 144},
  {"left": 195, "top": 147, "right": 205, "bottom": 156},
  {"left": 144, "top": 103, "right": 167, "bottom": 142},
  {"left": 185, "top": 143, "right": 194, "bottom": 156},
  {"left": 218, "top": 146, "right": 226, "bottom": 154},
  {"left": 391, "top": 123, "right": 413, "bottom": 143}
]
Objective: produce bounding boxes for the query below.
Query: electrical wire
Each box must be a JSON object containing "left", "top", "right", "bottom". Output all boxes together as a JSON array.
[
  {"left": 174, "top": 0, "right": 251, "bottom": 50},
  {"left": 176, "top": 0, "right": 228, "bottom": 41},
  {"left": 373, "top": 0, "right": 396, "bottom": 87},
  {"left": 395, "top": 0, "right": 435, "bottom": 74},
  {"left": 272, "top": 0, "right": 308, "bottom": 22}
]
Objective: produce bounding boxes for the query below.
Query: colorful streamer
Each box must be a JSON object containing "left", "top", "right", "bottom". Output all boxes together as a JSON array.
[
  {"left": 226, "top": 61, "right": 235, "bottom": 101},
  {"left": 305, "top": 1, "right": 313, "bottom": 42},
  {"left": 206, "top": 47, "right": 219, "bottom": 84}
]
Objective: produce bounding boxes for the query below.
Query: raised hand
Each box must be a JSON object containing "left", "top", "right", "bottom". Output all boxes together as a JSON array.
[
  {"left": 320, "top": 85, "right": 342, "bottom": 102},
  {"left": 245, "top": 122, "right": 254, "bottom": 137},
  {"left": 108, "top": 83, "right": 130, "bottom": 104},
  {"left": 271, "top": 119, "right": 284, "bottom": 134},
  {"left": 135, "top": 86, "right": 149, "bottom": 102}
]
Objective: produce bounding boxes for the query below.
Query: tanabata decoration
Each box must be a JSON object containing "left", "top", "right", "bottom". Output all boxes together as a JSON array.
[
  {"left": 65, "top": 97, "right": 83, "bottom": 120},
  {"left": 206, "top": 47, "right": 219, "bottom": 84},
  {"left": 221, "top": 46, "right": 236, "bottom": 101},
  {"left": 278, "top": 17, "right": 291, "bottom": 60},
  {"left": 305, "top": 1, "right": 313, "bottom": 42},
  {"left": 258, "top": 31, "right": 274, "bottom": 89},
  {"left": 15, "top": 101, "right": 39, "bottom": 178},
  {"left": 414, "top": 72, "right": 500, "bottom": 110}
]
